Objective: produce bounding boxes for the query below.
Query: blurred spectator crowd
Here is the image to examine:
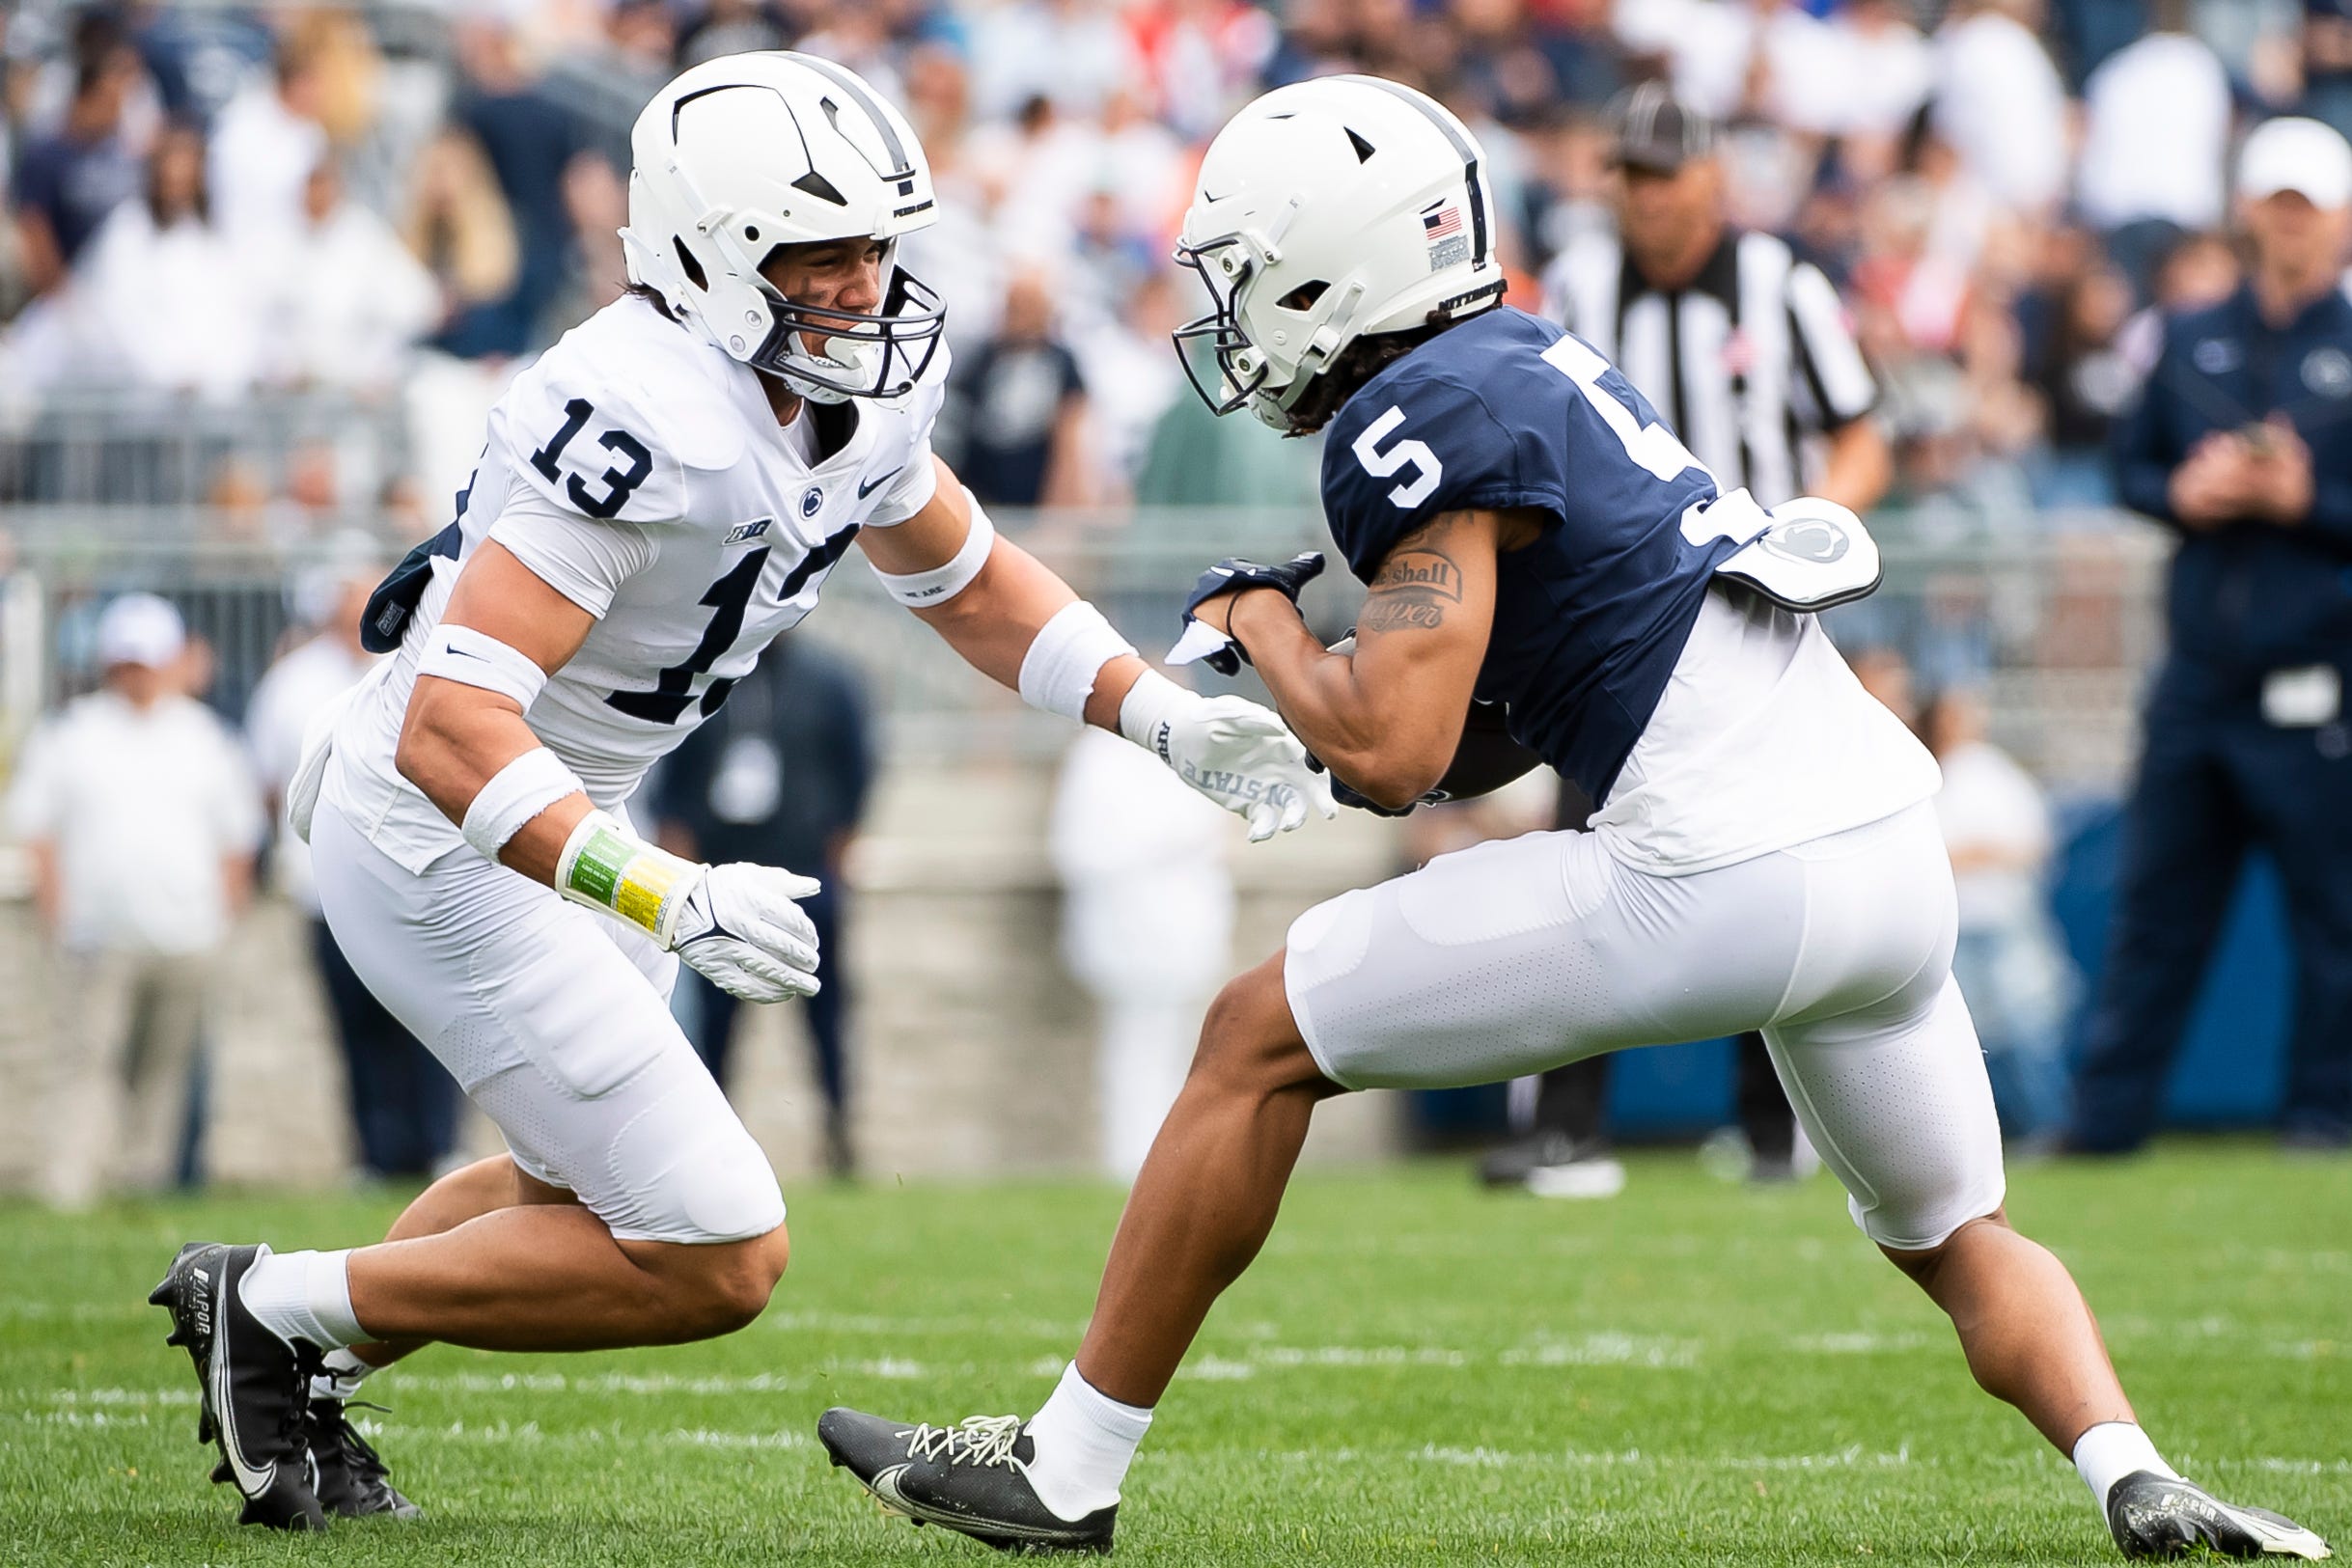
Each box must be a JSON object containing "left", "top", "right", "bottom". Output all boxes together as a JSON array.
[{"left": 0, "top": 0, "right": 2338, "bottom": 531}]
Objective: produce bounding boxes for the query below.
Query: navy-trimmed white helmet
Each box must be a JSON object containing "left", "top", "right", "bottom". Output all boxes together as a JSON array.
[
  {"left": 1174, "top": 76, "right": 1505, "bottom": 431},
  {"left": 622, "top": 52, "right": 945, "bottom": 403}
]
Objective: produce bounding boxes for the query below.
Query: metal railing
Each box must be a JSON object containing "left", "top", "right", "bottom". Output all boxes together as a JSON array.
[
  {"left": 0, "top": 391, "right": 413, "bottom": 511},
  {"left": 0, "top": 506, "right": 2171, "bottom": 790}
]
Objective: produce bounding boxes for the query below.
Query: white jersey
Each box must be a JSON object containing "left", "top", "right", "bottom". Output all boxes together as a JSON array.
[{"left": 324, "top": 294, "right": 946, "bottom": 872}]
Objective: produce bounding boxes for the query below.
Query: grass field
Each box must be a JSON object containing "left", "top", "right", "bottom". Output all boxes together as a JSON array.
[{"left": 3, "top": 1143, "right": 2346, "bottom": 1566}]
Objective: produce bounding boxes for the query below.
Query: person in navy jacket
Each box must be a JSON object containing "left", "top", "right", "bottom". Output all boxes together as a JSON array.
[{"left": 2075, "top": 117, "right": 2352, "bottom": 1152}]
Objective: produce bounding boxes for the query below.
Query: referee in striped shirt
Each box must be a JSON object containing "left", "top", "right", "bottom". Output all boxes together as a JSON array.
[{"left": 1485, "top": 83, "right": 1894, "bottom": 1197}]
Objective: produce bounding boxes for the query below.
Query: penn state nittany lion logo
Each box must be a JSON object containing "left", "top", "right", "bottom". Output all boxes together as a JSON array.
[
  {"left": 1757, "top": 517, "right": 1851, "bottom": 565},
  {"left": 799, "top": 484, "right": 825, "bottom": 519}
]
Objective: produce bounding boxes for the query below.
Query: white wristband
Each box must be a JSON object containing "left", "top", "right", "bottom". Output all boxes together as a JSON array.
[
  {"left": 1017, "top": 600, "right": 1136, "bottom": 722},
  {"left": 1117, "top": 667, "right": 1192, "bottom": 764},
  {"left": 416, "top": 622, "right": 549, "bottom": 712},
  {"left": 460, "top": 747, "right": 586, "bottom": 861},
  {"left": 871, "top": 491, "right": 996, "bottom": 607}
]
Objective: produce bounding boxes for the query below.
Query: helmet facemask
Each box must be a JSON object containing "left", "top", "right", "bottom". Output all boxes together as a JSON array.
[
  {"left": 752, "top": 245, "right": 946, "bottom": 403},
  {"left": 1173, "top": 233, "right": 1349, "bottom": 434}
]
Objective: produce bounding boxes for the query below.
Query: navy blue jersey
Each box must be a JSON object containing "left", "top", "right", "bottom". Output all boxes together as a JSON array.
[{"left": 1319, "top": 306, "right": 1734, "bottom": 802}]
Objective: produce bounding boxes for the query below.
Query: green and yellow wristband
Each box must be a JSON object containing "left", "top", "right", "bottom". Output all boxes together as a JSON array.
[{"left": 555, "top": 809, "right": 702, "bottom": 947}]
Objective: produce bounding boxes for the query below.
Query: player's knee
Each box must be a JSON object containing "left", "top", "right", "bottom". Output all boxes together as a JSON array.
[
  {"left": 681, "top": 1224, "right": 789, "bottom": 1337},
  {"left": 1191, "top": 955, "right": 1319, "bottom": 1097},
  {"left": 1880, "top": 1205, "right": 2009, "bottom": 1292}
]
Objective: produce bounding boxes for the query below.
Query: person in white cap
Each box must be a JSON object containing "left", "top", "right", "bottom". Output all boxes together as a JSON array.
[
  {"left": 2074, "top": 115, "right": 2352, "bottom": 1157},
  {"left": 6, "top": 592, "right": 263, "bottom": 1209}
]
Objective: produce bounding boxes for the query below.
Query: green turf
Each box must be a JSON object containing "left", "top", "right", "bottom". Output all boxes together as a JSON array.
[{"left": 3, "top": 1143, "right": 2345, "bottom": 1565}]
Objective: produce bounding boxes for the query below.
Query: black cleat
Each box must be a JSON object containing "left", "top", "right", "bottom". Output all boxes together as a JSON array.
[
  {"left": 818, "top": 1407, "right": 1116, "bottom": 1554},
  {"left": 149, "top": 1243, "right": 327, "bottom": 1531},
  {"left": 2107, "top": 1472, "right": 2332, "bottom": 1560},
  {"left": 311, "top": 1399, "right": 422, "bottom": 1519}
]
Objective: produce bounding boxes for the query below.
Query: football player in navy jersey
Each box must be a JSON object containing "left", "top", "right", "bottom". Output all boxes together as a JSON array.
[{"left": 816, "top": 77, "right": 2333, "bottom": 1561}]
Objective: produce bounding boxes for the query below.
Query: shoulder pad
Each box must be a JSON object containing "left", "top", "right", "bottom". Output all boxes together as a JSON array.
[
  {"left": 487, "top": 302, "right": 748, "bottom": 524},
  {"left": 1320, "top": 351, "right": 1536, "bottom": 583}
]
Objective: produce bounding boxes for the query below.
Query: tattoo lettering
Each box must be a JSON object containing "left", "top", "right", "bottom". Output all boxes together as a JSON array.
[{"left": 1361, "top": 512, "right": 1468, "bottom": 633}]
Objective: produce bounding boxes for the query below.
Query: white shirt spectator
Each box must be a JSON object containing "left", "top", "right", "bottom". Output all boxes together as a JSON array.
[
  {"left": 208, "top": 81, "right": 327, "bottom": 242},
  {"left": 9, "top": 688, "right": 263, "bottom": 953},
  {"left": 1762, "top": 3, "right": 1932, "bottom": 139},
  {"left": 263, "top": 195, "right": 440, "bottom": 391},
  {"left": 246, "top": 632, "right": 376, "bottom": 913},
  {"left": 1613, "top": 0, "right": 1756, "bottom": 124},
  {"left": 1051, "top": 727, "right": 1233, "bottom": 1179},
  {"left": 1933, "top": 7, "right": 2070, "bottom": 215},
  {"left": 76, "top": 201, "right": 265, "bottom": 398},
  {"left": 2076, "top": 31, "right": 2232, "bottom": 232},
  {"left": 1932, "top": 737, "right": 2052, "bottom": 930},
  {"left": 969, "top": 0, "right": 1136, "bottom": 122}
]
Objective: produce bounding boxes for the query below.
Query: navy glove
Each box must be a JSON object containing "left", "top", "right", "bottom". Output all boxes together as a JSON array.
[{"left": 1168, "top": 552, "right": 1327, "bottom": 675}]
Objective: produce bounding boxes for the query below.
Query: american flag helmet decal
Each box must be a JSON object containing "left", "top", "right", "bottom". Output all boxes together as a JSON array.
[{"left": 1420, "top": 201, "right": 1463, "bottom": 239}]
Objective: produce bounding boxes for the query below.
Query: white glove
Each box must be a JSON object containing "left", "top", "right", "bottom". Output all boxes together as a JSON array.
[
  {"left": 669, "top": 863, "right": 825, "bottom": 1004},
  {"left": 1120, "top": 671, "right": 1337, "bottom": 842}
]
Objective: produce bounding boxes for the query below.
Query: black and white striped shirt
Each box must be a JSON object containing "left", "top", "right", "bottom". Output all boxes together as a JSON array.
[{"left": 1538, "top": 229, "right": 1877, "bottom": 507}]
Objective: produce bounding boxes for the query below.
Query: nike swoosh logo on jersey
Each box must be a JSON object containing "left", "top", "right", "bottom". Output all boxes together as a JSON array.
[
  {"left": 209, "top": 1321, "right": 276, "bottom": 1497},
  {"left": 857, "top": 466, "right": 904, "bottom": 500}
]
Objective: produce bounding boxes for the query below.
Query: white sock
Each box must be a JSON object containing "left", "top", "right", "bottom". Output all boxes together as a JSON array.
[
  {"left": 310, "top": 1346, "right": 378, "bottom": 1403},
  {"left": 237, "top": 1248, "right": 366, "bottom": 1352},
  {"left": 2073, "top": 1421, "right": 2179, "bottom": 1508},
  {"left": 1022, "top": 1362, "right": 1153, "bottom": 1521}
]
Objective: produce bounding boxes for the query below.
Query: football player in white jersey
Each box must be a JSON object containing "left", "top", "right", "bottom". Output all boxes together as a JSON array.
[{"left": 146, "top": 53, "right": 1331, "bottom": 1531}]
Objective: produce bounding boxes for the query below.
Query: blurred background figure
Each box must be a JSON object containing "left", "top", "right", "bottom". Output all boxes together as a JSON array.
[
  {"left": 1513, "top": 82, "right": 1890, "bottom": 1194},
  {"left": 7, "top": 12, "right": 145, "bottom": 303},
  {"left": 1922, "top": 685, "right": 2073, "bottom": 1148},
  {"left": 2071, "top": 117, "right": 2352, "bottom": 1156},
  {"left": 654, "top": 631, "right": 874, "bottom": 1178},
  {"left": 6, "top": 593, "right": 260, "bottom": 1206},
  {"left": 246, "top": 550, "right": 457, "bottom": 1184},
  {"left": 946, "top": 265, "right": 1098, "bottom": 509},
  {"left": 1050, "top": 726, "right": 1233, "bottom": 1183},
  {"left": 262, "top": 155, "right": 439, "bottom": 395},
  {"left": 76, "top": 119, "right": 261, "bottom": 399}
]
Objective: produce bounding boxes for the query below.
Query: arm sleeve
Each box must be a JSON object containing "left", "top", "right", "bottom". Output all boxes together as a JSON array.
[
  {"left": 2111, "top": 326, "right": 2183, "bottom": 527},
  {"left": 1785, "top": 261, "right": 1878, "bottom": 427},
  {"left": 487, "top": 483, "right": 660, "bottom": 618}
]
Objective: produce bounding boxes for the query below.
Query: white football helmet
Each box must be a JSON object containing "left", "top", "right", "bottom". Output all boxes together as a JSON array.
[
  {"left": 623, "top": 51, "right": 944, "bottom": 402},
  {"left": 1174, "top": 75, "right": 1506, "bottom": 431}
]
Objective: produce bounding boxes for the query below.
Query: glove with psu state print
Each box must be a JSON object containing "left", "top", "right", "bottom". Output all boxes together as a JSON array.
[{"left": 1118, "top": 678, "right": 1337, "bottom": 842}]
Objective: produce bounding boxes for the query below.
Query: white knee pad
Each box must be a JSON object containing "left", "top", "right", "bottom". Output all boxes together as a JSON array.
[{"left": 603, "top": 1078, "right": 787, "bottom": 1245}]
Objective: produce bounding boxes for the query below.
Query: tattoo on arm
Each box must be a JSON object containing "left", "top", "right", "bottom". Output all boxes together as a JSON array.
[{"left": 1360, "top": 512, "right": 1468, "bottom": 634}]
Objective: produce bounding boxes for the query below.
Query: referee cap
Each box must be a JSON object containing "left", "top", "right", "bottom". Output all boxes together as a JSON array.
[
  {"left": 1608, "top": 82, "right": 1716, "bottom": 174},
  {"left": 2238, "top": 116, "right": 2352, "bottom": 210}
]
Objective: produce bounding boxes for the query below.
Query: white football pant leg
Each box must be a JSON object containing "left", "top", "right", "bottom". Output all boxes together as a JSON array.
[
  {"left": 310, "top": 800, "right": 782, "bottom": 1245},
  {"left": 1282, "top": 803, "right": 2003, "bottom": 1248}
]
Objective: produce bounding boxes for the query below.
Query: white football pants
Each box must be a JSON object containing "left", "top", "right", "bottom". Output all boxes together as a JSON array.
[
  {"left": 310, "top": 799, "right": 785, "bottom": 1245},
  {"left": 1285, "top": 804, "right": 2005, "bottom": 1250}
]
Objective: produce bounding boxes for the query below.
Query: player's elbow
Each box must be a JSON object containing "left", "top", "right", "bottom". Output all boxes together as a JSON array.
[
  {"left": 394, "top": 680, "right": 471, "bottom": 798},
  {"left": 1334, "top": 741, "right": 1449, "bottom": 812}
]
